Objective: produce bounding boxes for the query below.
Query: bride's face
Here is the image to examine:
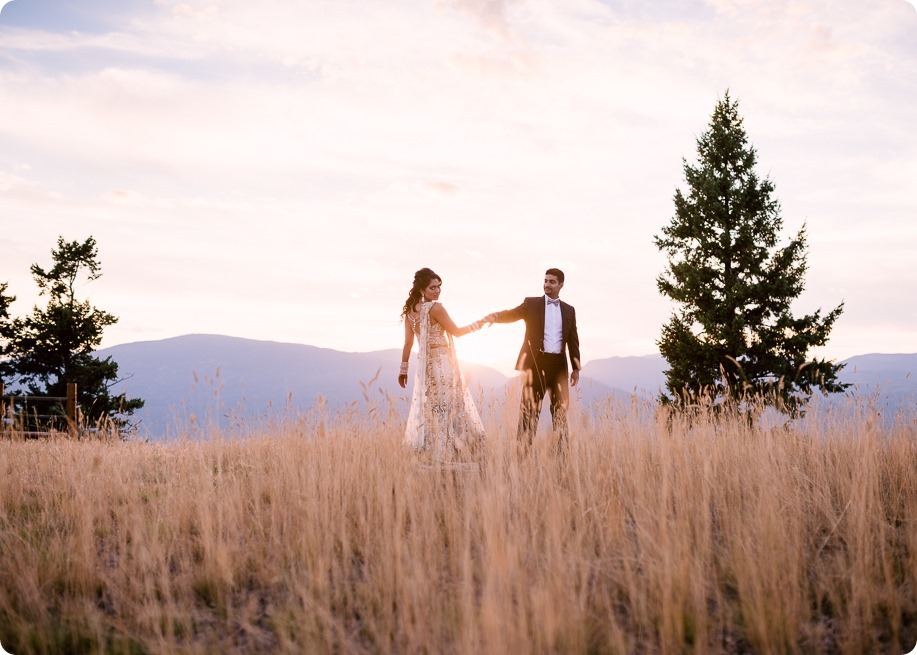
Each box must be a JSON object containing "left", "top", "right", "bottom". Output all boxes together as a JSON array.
[{"left": 422, "top": 279, "right": 442, "bottom": 302}]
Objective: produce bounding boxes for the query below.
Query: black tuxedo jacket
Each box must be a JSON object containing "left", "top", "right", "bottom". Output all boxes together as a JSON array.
[{"left": 494, "top": 296, "right": 581, "bottom": 373}]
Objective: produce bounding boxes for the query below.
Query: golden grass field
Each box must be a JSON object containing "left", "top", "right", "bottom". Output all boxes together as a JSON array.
[{"left": 0, "top": 395, "right": 915, "bottom": 654}]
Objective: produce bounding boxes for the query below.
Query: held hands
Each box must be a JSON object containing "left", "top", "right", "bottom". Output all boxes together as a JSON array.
[
  {"left": 467, "top": 317, "right": 494, "bottom": 334},
  {"left": 471, "top": 315, "right": 496, "bottom": 329}
]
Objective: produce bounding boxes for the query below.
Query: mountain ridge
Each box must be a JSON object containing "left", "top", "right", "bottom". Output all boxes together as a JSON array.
[{"left": 98, "top": 335, "right": 916, "bottom": 439}]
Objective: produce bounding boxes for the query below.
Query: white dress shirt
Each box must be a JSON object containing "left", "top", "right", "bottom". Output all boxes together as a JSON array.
[{"left": 543, "top": 296, "right": 563, "bottom": 354}]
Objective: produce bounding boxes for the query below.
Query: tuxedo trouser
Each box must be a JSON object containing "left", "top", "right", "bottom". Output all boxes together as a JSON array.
[{"left": 518, "top": 351, "right": 569, "bottom": 449}]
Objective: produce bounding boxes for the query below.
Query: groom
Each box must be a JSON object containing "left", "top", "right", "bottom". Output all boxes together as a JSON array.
[{"left": 485, "top": 268, "right": 581, "bottom": 452}]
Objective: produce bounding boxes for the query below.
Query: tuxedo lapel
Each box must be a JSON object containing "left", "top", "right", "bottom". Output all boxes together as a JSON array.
[
  {"left": 533, "top": 297, "right": 545, "bottom": 347},
  {"left": 560, "top": 301, "right": 570, "bottom": 339}
]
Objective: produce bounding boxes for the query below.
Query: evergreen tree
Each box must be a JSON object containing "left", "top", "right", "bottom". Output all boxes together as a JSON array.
[
  {"left": 654, "top": 93, "right": 846, "bottom": 415},
  {"left": 4, "top": 237, "right": 144, "bottom": 428},
  {"left": 0, "top": 281, "right": 15, "bottom": 386}
]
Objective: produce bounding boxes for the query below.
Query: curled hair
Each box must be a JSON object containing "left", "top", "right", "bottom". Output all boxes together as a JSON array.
[{"left": 401, "top": 268, "right": 442, "bottom": 319}]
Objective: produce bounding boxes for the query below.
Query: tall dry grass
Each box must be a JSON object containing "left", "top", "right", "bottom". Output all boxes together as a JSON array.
[{"left": 0, "top": 396, "right": 914, "bottom": 654}]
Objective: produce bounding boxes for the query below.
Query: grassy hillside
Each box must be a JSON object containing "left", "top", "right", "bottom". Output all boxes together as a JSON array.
[{"left": 1, "top": 397, "right": 914, "bottom": 654}]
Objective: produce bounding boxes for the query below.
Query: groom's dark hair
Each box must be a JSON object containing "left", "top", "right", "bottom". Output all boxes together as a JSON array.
[{"left": 545, "top": 267, "right": 564, "bottom": 283}]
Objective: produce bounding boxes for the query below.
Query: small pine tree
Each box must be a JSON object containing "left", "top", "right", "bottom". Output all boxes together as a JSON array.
[
  {"left": 0, "top": 281, "right": 15, "bottom": 386},
  {"left": 654, "top": 92, "right": 846, "bottom": 415},
  {"left": 4, "top": 237, "right": 144, "bottom": 428}
]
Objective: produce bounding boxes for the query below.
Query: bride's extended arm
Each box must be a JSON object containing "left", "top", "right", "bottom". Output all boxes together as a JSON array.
[{"left": 430, "top": 303, "right": 482, "bottom": 337}]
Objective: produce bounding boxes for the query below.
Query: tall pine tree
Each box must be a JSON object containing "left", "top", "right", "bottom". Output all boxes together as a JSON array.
[
  {"left": 4, "top": 237, "right": 143, "bottom": 428},
  {"left": 654, "top": 93, "right": 846, "bottom": 415}
]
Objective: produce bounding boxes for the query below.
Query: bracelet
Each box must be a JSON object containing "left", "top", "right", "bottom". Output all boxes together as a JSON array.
[{"left": 399, "top": 361, "right": 409, "bottom": 375}]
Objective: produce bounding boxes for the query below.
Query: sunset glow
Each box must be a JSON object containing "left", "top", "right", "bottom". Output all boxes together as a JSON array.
[{"left": 1, "top": 0, "right": 915, "bottom": 376}]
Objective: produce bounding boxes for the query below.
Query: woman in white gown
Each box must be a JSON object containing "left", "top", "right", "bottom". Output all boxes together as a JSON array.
[{"left": 398, "top": 268, "right": 487, "bottom": 467}]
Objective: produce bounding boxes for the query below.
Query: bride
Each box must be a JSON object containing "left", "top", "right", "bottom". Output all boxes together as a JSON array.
[{"left": 398, "top": 268, "right": 487, "bottom": 467}]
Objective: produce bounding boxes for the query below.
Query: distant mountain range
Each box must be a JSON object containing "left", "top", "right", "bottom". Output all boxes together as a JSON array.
[
  {"left": 98, "top": 334, "right": 915, "bottom": 439},
  {"left": 100, "top": 334, "right": 509, "bottom": 438}
]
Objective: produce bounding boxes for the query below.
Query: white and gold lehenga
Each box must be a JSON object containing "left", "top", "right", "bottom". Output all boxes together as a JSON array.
[{"left": 404, "top": 301, "right": 485, "bottom": 468}]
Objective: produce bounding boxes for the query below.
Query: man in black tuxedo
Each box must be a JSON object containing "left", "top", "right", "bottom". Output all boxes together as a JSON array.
[{"left": 485, "top": 268, "right": 581, "bottom": 451}]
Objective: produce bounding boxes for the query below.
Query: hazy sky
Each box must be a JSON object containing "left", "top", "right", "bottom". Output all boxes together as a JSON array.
[{"left": 1, "top": 0, "right": 915, "bottom": 376}]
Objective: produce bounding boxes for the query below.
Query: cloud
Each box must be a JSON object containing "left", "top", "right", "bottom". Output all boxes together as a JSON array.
[
  {"left": 444, "top": 0, "right": 523, "bottom": 37},
  {"left": 0, "top": 170, "right": 24, "bottom": 192},
  {"left": 425, "top": 181, "right": 462, "bottom": 196},
  {"left": 169, "top": 3, "right": 218, "bottom": 22},
  {"left": 101, "top": 189, "right": 176, "bottom": 209}
]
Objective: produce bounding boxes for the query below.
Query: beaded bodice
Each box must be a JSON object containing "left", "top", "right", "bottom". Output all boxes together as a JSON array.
[
  {"left": 410, "top": 303, "right": 448, "bottom": 348},
  {"left": 427, "top": 317, "right": 448, "bottom": 348}
]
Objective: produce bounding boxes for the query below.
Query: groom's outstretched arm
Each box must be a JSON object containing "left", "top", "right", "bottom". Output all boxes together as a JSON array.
[{"left": 485, "top": 300, "right": 528, "bottom": 324}]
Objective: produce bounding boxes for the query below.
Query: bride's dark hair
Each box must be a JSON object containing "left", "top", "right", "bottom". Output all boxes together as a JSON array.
[{"left": 401, "top": 268, "right": 441, "bottom": 319}]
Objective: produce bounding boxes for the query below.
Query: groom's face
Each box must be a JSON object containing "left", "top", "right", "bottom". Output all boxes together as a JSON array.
[{"left": 544, "top": 274, "right": 563, "bottom": 299}]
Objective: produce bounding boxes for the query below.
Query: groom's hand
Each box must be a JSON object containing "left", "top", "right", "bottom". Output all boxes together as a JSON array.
[
  {"left": 483, "top": 313, "right": 496, "bottom": 323},
  {"left": 570, "top": 370, "right": 580, "bottom": 387}
]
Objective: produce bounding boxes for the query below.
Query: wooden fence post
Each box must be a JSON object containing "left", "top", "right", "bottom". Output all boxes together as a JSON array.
[{"left": 66, "top": 383, "right": 78, "bottom": 435}]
